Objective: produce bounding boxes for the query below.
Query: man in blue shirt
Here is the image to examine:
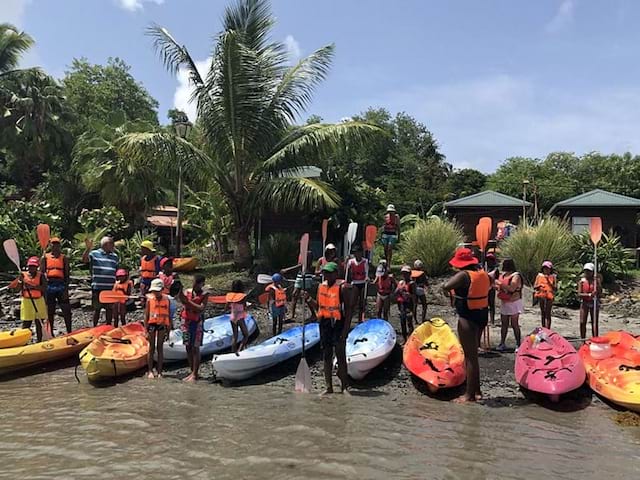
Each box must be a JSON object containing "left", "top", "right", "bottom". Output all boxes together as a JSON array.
[{"left": 82, "top": 236, "right": 119, "bottom": 326}]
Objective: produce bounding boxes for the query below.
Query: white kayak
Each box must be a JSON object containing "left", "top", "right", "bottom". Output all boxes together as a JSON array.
[
  {"left": 163, "top": 314, "right": 257, "bottom": 362},
  {"left": 212, "top": 323, "right": 320, "bottom": 381},
  {"left": 344, "top": 318, "right": 396, "bottom": 380}
]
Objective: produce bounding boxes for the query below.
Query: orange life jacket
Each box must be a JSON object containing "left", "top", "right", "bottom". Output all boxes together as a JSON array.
[
  {"left": 44, "top": 253, "right": 65, "bottom": 280},
  {"left": 113, "top": 280, "right": 132, "bottom": 303},
  {"left": 148, "top": 294, "right": 170, "bottom": 326},
  {"left": 267, "top": 283, "right": 287, "bottom": 307},
  {"left": 464, "top": 270, "right": 490, "bottom": 310},
  {"left": 497, "top": 272, "right": 521, "bottom": 302},
  {"left": 317, "top": 282, "right": 341, "bottom": 320},
  {"left": 377, "top": 275, "right": 393, "bottom": 295},
  {"left": 181, "top": 289, "right": 206, "bottom": 322},
  {"left": 534, "top": 273, "right": 556, "bottom": 300},
  {"left": 140, "top": 255, "right": 158, "bottom": 279},
  {"left": 22, "top": 272, "right": 43, "bottom": 299}
]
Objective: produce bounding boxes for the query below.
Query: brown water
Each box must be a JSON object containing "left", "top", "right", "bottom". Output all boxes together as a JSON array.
[{"left": 1, "top": 369, "right": 640, "bottom": 480}]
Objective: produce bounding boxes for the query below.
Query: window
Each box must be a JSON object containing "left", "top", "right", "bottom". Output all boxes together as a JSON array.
[{"left": 572, "top": 216, "right": 590, "bottom": 235}]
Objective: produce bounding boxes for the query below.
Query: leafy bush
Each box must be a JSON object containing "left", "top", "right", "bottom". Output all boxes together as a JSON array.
[
  {"left": 554, "top": 276, "right": 580, "bottom": 308},
  {"left": 78, "top": 206, "right": 128, "bottom": 237},
  {"left": 501, "top": 217, "right": 574, "bottom": 284},
  {"left": 114, "top": 231, "right": 158, "bottom": 272},
  {"left": 259, "top": 233, "right": 299, "bottom": 272},
  {"left": 399, "top": 217, "right": 463, "bottom": 276},
  {"left": 573, "top": 230, "right": 633, "bottom": 283}
]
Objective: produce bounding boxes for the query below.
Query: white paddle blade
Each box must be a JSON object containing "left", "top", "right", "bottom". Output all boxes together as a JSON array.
[
  {"left": 257, "top": 274, "right": 273, "bottom": 285},
  {"left": 40, "top": 319, "right": 53, "bottom": 341},
  {"left": 295, "top": 358, "right": 311, "bottom": 393},
  {"left": 3, "top": 239, "right": 21, "bottom": 270}
]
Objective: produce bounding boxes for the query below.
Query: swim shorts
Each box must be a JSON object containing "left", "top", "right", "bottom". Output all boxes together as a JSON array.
[{"left": 381, "top": 234, "right": 398, "bottom": 247}]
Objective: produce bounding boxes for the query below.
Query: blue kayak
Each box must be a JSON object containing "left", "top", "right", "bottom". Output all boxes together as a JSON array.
[{"left": 344, "top": 318, "right": 396, "bottom": 380}]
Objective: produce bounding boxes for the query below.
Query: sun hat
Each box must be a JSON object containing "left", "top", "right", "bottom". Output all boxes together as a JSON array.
[
  {"left": 542, "top": 261, "right": 553, "bottom": 269},
  {"left": 140, "top": 240, "right": 155, "bottom": 252},
  {"left": 322, "top": 262, "right": 338, "bottom": 273},
  {"left": 386, "top": 204, "right": 396, "bottom": 212},
  {"left": 149, "top": 278, "right": 164, "bottom": 292},
  {"left": 272, "top": 273, "right": 283, "bottom": 283},
  {"left": 583, "top": 262, "right": 595, "bottom": 272},
  {"left": 27, "top": 256, "right": 40, "bottom": 267},
  {"left": 401, "top": 265, "right": 412, "bottom": 273},
  {"left": 325, "top": 243, "right": 337, "bottom": 251},
  {"left": 160, "top": 257, "right": 173, "bottom": 268},
  {"left": 449, "top": 248, "right": 479, "bottom": 269},
  {"left": 50, "top": 237, "right": 61, "bottom": 244},
  {"left": 413, "top": 259, "right": 424, "bottom": 269},
  {"left": 115, "top": 268, "right": 128, "bottom": 277}
]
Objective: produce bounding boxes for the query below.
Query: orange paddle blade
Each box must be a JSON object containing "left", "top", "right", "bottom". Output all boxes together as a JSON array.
[
  {"left": 365, "top": 225, "right": 377, "bottom": 251},
  {"left": 99, "top": 290, "right": 131, "bottom": 304},
  {"left": 299, "top": 233, "right": 310, "bottom": 271},
  {"left": 37, "top": 224, "right": 50, "bottom": 251},
  {"left": 590, "top": 217, "right": 602, "bottom": 245},
  {"left": 225, "top": 292, "right": 246, "bottom": 303},
  {"left": 208, "top": 295, "right": 226, "bottom": 304},
  {"left": 321, "top": 219, "right": 329, "bottom": 245},
  {"left": 479, "top": 216, "right": 492, "bottom": 235},
  {"left": 476, "top": 221, "right": 490, "bottom": 252}
]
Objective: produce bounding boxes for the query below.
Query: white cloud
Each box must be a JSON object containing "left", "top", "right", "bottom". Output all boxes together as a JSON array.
[
  {"left": 0, "top": 0, "right": 31, "bottom": 27},
  {"left": 115, "top": 0, "right": 164, "bottom": 12},
  {"left": 545, "top": 0, "right": 576, "bottom": 33},
  {"left": 173, "top": 58, "right": 211, "bottom": 122},
  {"left": 284, "top": 35, "right": 301, "bottom": 63}
]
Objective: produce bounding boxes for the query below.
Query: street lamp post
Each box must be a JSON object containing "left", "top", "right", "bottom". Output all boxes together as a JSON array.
[
  {"left": 174, "top": 118, "right": 193, "bottom": 257},
  {"left": 522, "top": 179, "right": 530, "bottom": 225}
]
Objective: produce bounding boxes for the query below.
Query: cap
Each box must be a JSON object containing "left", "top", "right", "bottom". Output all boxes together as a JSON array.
[
  {"left": 50, "top": 237, "right": 61, "bottom": 243},
  {"left": 449, "top": 248, "right": 479, "bottom": 269},
  {"left": 115, "top": 268, "right": 128, "bottom": 277},
  {"left": 322, "top": 262, "right": 338, "bottom": 273},
  {"left": 375, "top": 265, "right": 386, "bottom": 277},
  {"left": 27, "top": 256, "right": 40, "bottom": 267},
  {"left": 583, "top": 262, "right": 595, "bottom": 272},
  {"left": 542, "top": 261, "right": 553, "bottom": 269},
  {"left": 140, "top": 240, "right": 155, "bottom": 252},
  {"left": 413, "top": 259, "right": 424, "bottom": 269},
  {"left": 160, "top": 257, "right": 173, "bottom": 268},
  {"left": 401, "top": 265, "right": 412, "bottom": 273},
  {"left": 149, "top": 278, "right": 164, "bottom": 292},
  {"left": 386, "top": 204, "right": 396, "bottom": 212},
  {"left": 272, "top": 273, "right": 283, "bottom": 283},
  {"left": 325, "top": 243, "right": 337, "bottom": 251},
  {"left": 351, "top": 244, "right": 363, "bottom": 254}
]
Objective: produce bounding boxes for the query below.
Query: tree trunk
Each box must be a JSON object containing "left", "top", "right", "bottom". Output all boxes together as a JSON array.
[{"left": 233, "top": 228, "right": 253, "bottom": 268}]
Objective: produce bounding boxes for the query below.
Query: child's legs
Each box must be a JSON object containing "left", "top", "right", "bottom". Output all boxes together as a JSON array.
[
  {"left": 500, "top": 314, "right": 510, "bottom": 344},
  {"left": 155, "top": 327, "right": 165, "bottom": 374},
  {"left": 113, "top": 304, "right": 121, "bottom": 327},
  {"left": 579, "top": 305, "right": 588, "bottom": 339},
  {"left": 147, "top": 328, "right": 158, "bottom": 372},
  {"left": 290, "top": 288, "right": 300, "bottom": 319},
  {"left": 419, "top": 295, "right": 427, "bottom": 323},
  {"left": 231, "top": 321, "right": 239, "bottom": 351},
  {"left": 539, "top": 299, "right": 546, "bottom": 326},
  {"left": 376, "top": 295, "right": 383, "bottom": 318},
  {"left": 510, "top": 314, "right": 521, "bottom": 346},
  {"left": 238, "top": 319, "right": 249, "bottom": 350},
  {"left": 545, "top": 300, "right": 553, "bottom": 328}
]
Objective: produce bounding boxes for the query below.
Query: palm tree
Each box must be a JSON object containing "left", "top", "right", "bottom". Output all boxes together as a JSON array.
[
  {"left": 118, "top": 0, "right": 380, "bottom": 266},
  {"left": 1, "top": 23, "right": 35, "bottom": 117}
]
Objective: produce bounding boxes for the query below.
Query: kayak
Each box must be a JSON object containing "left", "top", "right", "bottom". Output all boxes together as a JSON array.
[
  {"left": 80, "top": 323, "right": 148, "bottom": 382},
  {"left": 0, "top": 325, "right": 112, "bottom": 375},
  {"left": 579, "top": 331, "right": 640, "bottom": 412},
  {"left": 0, "top": 328, "right": 32, "bottom": 349},
  {"left": 212, "top": 323, "right": 320, "bottom": 381},
  {"left": 344, "top": 318, "right": 396, "bottom": 380},
  {"left": 163, "top": 314, "right": 257, "bottom": 362},
  {"left": 403, "top": 318, "right": 465, "bottom": 393},
  {"left": 515, "top": 327, "right": 586, "bottom": 402},
  {"left": 173, "top": 257, "right": 199, "bottom": 272}
]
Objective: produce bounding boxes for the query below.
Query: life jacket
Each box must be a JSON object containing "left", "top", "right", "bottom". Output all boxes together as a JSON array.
[
  {"left": 396, "top": 280, "right": 411, "bottom": 303},
  {"left": 148, "top": 294, "right": 170, "bottom": 326},
  {"left": 463, "top": 270, "right": 490, "bottom": 310},
  {"left": 534, "top": 273, "right": 556, "bottom": 300},
  {"left": 140, "top": 255, "right": 158, "bottom": 279},
  {"left": 44, "top": 253, "right": 65, "bottom": 280},
  {"left": 113, "top": 280, "right": 133, "bottom": 303},
  {"left": 22, "top": 272, "right": 43, "bottom": 299},
  {"left": 383, "top": 213, "right": 398, "bottom": 234},
  {"left": 497, "top": 272, "right": 521, "bottom": 302},
  {"left": 181, "top": 289, "right": 206, "bottom": 322},
  {"left": 267, "top": 283, "right": 287, "bottom": 307},
  {"left": 377, "top": 275, "right": 393, "bottom": 295},
  {"left": 579, "top": 278, "right": 598, "bottom": 303},
  {"left": 317, "top": 282, "right": 341, "bottom": 320},
  {"left": 349, "top": 259, "right": 367, "bottom": 283},
  {"left": 158, "top": 272, "right": 174, "bottom": 294}
]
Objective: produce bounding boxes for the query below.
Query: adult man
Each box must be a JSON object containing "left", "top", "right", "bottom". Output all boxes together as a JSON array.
[
  {"left": 82, "top": 236, "right": 119, "bottom": 326},
  {"left": 41, "top": 237, "right": 72, "bottom": 334}
]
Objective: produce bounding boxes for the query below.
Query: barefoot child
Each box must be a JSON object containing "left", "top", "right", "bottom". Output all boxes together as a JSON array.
[
  {"left": 282, "top": 251, "right": 316, "bottom": 321},
  {"left": 346, "top": 245, "right": 368, "bottom": 322},
  {"left": 158, "top": 257, "right": 176, "bottom": 293},
  {"left": 395, "top": 265, "right": 415, "bottom": 341},
  {"left": 113, "top": 269, "right": 133, "bottom": 327},
  {"left": 144, "top": 278, "right": 172, "bottom": 378},
  {"left": 412, "top": 259, "right": 428, "bottom": 324},
  {"left": 578, "top": 262, "right": 601, "bottom": 338},
  {"left": 534, "top": 261, "right": 556, "bottom": 329},
  {"left": 375, "top": 260, "right": 395, "bottom": 321},
  {"left": 227, "top": 280, "right": 249, "bottom": 353},
  {"left": 15, "top": 256, "right": 48, "bottom": 341},
  {"left": 267, "top": 273, "right": 287, "bottom": 335},
  {"left": 178, "top": 274, "right": 208, "bottom": 382}
]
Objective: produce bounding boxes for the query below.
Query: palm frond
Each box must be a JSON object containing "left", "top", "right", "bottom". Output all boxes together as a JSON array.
[
  {"left": 222, "top": 0, "right": 274, "bottom": 53},
  {"left": 256, "top": 176, "right": 340, "bottom": 213},
  {"left": 0, "top": 23, "right": 34, "bottom": 75}
]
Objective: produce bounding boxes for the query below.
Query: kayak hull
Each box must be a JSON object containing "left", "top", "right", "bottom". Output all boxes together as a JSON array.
[
  {"left": 403, "top": 318, "right": 465, "bottom": 392},
  {"left": 173, "top": 257, "right": 198, "bottom": 272},
  {"left": 163, "top": 314, "right": 257, "bottom": 362},
  {"left": 0, "top": 325, "right": 113, "bottom": 375},
  {"left": 213, "top": 323, "right": 320, "bottom": 381},
  {"left": 515, "top": 328, "right": 586, "bottom": 399},
  {"left": 579, "top": 331, "right": 640, "bottom": 412},
  {"left": 80, "top": 323, "right": 148, "bottom": 382},
  {"left": 344, "top": 319, "right": 396, "bottom": 380},
  {"left": 0, "top": 328, "right": 32, "bottom": 349}
]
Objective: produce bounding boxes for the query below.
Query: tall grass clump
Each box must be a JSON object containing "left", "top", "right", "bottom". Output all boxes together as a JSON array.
[
  {"left": 399, "top": 218, "right": 463, "bottom": 276},
  {"left": 259, "top": 233, "right": 299, "bottom": 272},
  {"left": 501, "top": 217, "right": 574, "bottom": 284}
]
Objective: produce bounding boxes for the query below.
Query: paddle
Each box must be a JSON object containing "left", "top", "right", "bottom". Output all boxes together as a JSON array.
[
  {"left": 476, "top": 219, "right": 492, "bottom": 349},
  {"left": 590, "top": 217, "right": 603, "bottom": 336},
  {"left": 37, "top": 224, "right": 50, "bottom": 252},
  {"left": 295, "top": 233, "right": 311, "bottom": 393},
  {"left": 322, "top": 218, "right": 329, "bottom": 252},
  {"left": 358, "top": 225, "right": 378, "bottom": 323},
  {"left": 344, "top": 222, "right": 358, "bottom": 281},
  {"left": 99, "top": 290, "right": 226, "bottom": 305}
]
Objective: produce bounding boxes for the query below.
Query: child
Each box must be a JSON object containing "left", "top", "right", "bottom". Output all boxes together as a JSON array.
[
  {"left": 346, "top": 245, "right": 368, "bottom": 323},
  {"left": 144, "top": 278, "right": 172, "bottom": 379},
  {"left": 395, "top": 265, "right": 415, "bottom": 341},
  {"left": 578, "top": 262, "right": 602, "bottom": 338},
  {"left": 113, "top": 269, "right": 133, "bottom": 327},
  {"left": 267, "top": 273, "right": 287, "bottom": 335},
  {"left": 139, "top": 240, "right": 161, "bottom": 303},
  {"left": 178, "top": 274, "right": 208, "bottom": 382},
  {"left": 282, "top": 250, "right": 316, "bottom": 321},
  {"left": 16, "top": 256, "right": 48, "bottom": 341},
  {"left": 485, "top": 253, "right": 499, "bottom": 326},
  {"left": 227, "top": 280, "right": 249, "bottom": 353},
  {"left": 158, "top": 257, "right": 176, "bottom": 294},
  {"left": 380, "top": 204, "right": 400, "bottom": 265},
  {"left": 375, "top": 260, "right": 396, "bottom": 321},
  {"left": 534, "top": 261, "right": 556, "bottom": 329},
  {"left": 412, "top": 259, "right": 428, "bottom": 324}
]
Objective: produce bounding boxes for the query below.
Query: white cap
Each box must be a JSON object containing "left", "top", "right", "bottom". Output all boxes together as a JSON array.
[
  {"left": 325, "top": 243, "right": 336, "bottom": 251},
  {"left": 401, "top": 265, "right": 411, "bottom": 273},
  {"left": 149, "top": 278, "right": 164, "bottom": 292},
  {"left": 583, "top": 262, "right": 595, "bottom": 272},
  {"left": 413, "top": 259, "right": 424, "bottom": 269},
  {"left": 386, "top": 204, "right": 396, "bottom": 212}
]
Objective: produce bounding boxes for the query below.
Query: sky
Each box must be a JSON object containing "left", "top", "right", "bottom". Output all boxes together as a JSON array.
[{"left": 3, "top": 0, "right": 640, "bottom": 172}]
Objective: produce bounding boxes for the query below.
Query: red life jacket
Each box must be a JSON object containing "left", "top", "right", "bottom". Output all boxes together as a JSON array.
[
  {"left": 383, "top": 213, "right": 398, "bottom": 234},
  {"left": 181, "top": 289, "right": 206, "bottom": 322},
  {"left": 377, "top": 275, "right": 393, "bottom": 295},
  {"left": 396, "top": 280, "right": 411, "bottom": 303},
  {"left": 349, "top": 258, "right": 367, "bottom": 283}
]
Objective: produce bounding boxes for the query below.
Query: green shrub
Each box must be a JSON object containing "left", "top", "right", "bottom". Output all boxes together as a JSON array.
[
  {"left": 259, "top": 233, "right": 299, "bottom": 272},
  {"left": 554, "top": 276, "right": 580, "bottom": 308},
  {"left": 78, "top": 207, "right": 128, "bottom": 237},
  {"left": 573, "top": 230, "right": 633, "bottom": 283},
  {"left": 399, "top": 218, "right": 463, "bottom": 276},
  {"left": 501, "top": 217, "right": 574, "bottom": 284}
]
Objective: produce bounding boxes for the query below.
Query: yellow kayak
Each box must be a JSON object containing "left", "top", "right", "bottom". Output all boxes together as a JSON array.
[
  {"left": 0, "top": 325, "right": 112, "bottom": 376},
  {"left": 0, "top": 328, "right": 32, "bottom": 349},
  {"left": 80, "top": 323, "right": 149, "bottom": 382},
  {"left": 173, "top": 257, "right": 199, "bottom": 272}
]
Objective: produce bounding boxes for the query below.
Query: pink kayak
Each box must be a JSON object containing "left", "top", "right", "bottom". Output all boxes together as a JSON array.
[{"left": 515, "top": 327, "right": 586, "bottom": 402}]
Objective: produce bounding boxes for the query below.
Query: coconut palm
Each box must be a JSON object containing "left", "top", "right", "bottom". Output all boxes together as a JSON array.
[{"left": 118, "top": 0, "right": 380, "bottom": 265}]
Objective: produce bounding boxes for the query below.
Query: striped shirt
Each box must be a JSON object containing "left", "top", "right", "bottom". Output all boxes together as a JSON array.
[{"left": 89, "top": 249, "right": 119, "bottom": 291}]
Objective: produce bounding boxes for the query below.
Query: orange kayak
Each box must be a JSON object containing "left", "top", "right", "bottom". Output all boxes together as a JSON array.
[
  {"left": 173, "top": 257, "right": 199, "bottom": 272},
  {"left": 79, "top": 323, "right": 149, "bottom": 382},
  {"left": 403, "top": 318, "right": 465, "bottom": 393},
  {"left": 579, "top": 331, "right": 640, "bottom": 412},
  {"left": 0, "top": 325, "right": 112, "bottom": 375}
]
